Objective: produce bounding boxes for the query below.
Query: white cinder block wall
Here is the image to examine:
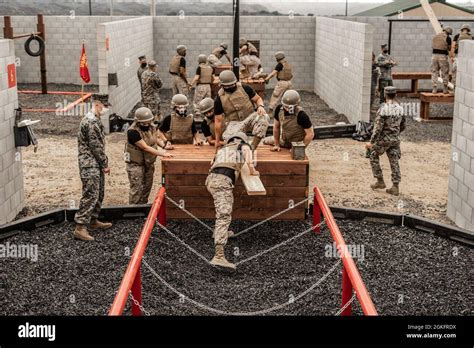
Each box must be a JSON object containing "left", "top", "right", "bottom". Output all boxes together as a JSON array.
[
  {"left": 0, "top": 16, "right": 133, "bottom": 85},
  {"left": 447, "top": 40, "right": 474, "bottom": 234},
  {"left": 97, "top": 17, "right": 154, "bottom": 120},
  {"left": 314, "top": 17, "right": 373, "bottom": 123},
  {"left": 0, "top": 39, "right": 24, "bottom": 225},
  {"left": 153, "top": 16, "right": 315, "bottom": 91}
]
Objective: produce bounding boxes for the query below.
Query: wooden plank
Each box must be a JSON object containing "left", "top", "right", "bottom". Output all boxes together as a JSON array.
[
  {"left": 166, "top": 196, "right": 307, "bottom": 208},
  {"left": 392, "top": 72, "right": 431, "bottom": 80},
  {"left": 167, "top": 206, "right": 306, "bottom": 220},
  {"left": 240, "top": 163, "right": 266, "bottom": 195},
  {"left": 166, "top": 186, "right": 308, "bottom": 197},
  {"left": 165, "top": 175, "right": 308, "bottom": 187},
  {"left": 420, "top": 93, "right": 454, "bottom": 103},
  {"left": 162, "top": 161, "right": 308, "bottom": 175},
  {"left": 420, "top": 0, "right": 443, "bottom": 34}
]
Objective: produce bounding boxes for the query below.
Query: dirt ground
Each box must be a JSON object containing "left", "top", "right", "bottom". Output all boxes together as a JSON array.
[{"left": 17, "top": 84, "right": 454, "bottom": 226}]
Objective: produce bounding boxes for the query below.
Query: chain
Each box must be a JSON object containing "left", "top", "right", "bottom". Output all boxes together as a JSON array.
[
  {"left": 165, "top": 194, "right": 214, "bottom": 233},
  {"left": 235, "top": 221, "right": 325, "bottom": 266},
  {"left": 142, "top": 258, "right": 341, "bottom": 316},
  {"left": 334, "top": 291, "right": 357, "bottom": 316},
  {"left": 129, "top": 290, "right": 151, "bottom": 316}
]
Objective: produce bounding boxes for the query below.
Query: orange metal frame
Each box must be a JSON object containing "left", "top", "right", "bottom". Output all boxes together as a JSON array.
[
  {"left": 109, "top": 187, "right": 167, "bottom": 316},
  {"left": 313, "top": 186, "right": 378, "bottom": 316}
]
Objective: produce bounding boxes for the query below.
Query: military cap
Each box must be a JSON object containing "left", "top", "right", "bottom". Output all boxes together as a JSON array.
[
  {"left": 138, "top": 55, "right": 146, "bottom": 60},
  {"left": 384, "top": 86, "right": 396, "bottom": 94},
  {"left": 148, "top": 60, "right": 157, "bottom": 67},
  {"left": 381, "top": 44, "right": 388, "bottom": 49}
]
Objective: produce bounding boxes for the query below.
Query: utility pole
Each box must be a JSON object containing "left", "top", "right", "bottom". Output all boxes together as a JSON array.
[
  {"left": 110, "top": 0, "right": 114, "bottom": 16},
  {"left": 151, "top": 0, "right": 156, "bottom": 16},
  {"left": 233, "top": 0, "right": 240, "bottom": 80},
  {"left": 345, "top": 0, "right": 348, "bottom": 17},
  {"left": 89, "top": 0, "right": 92, "bottom": 16}
]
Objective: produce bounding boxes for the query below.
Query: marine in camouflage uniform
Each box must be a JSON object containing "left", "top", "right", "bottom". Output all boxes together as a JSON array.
[
  {"left": 265, "top": 51, "right": 293, "bottom": 115},
  {"left": 169, "top": 45, "right": 190, "bottom": 97},
  {"left": 376, "top": 44, "right": 396, "bottom": 104},
  {"left": 137, "top": 55, "right": 147, "bottom": 101},
  {"left": 191, "top": 54, "right": 213, "bottom": 119},
  {"left": 141, "top": 60, "right": 163, "bottom": 122},
  {"left": 451, "top": 24, "right": 472, "bottom": 87},
  {"left": 367, "top": 86, "right": 406, "bottom": 196},
  {"left": 74, "top": 101, "right": 112, "bottom": 241},
  {"left": 206, "top": 132, "right": 259, "bottom": 270},
  {"left": 431, "top": 27, "right": 452, "bottom": 94}
]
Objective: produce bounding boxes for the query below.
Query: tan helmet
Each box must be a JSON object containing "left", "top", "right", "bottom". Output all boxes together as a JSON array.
[
  {"left": 177, "top": 45, "right": 187, "bottom": 55},
  {"left": 227, "top": 131, "right": 248, "bottom": 144},
  {"left": 198, "top": 54, "right": 207, "bottom": 64},
  {"left": 220, "top": 42, "right": 228, "bottom": 50},
  {"left": 171, "top": 94, "right": 189, "bottom": 108},
  {"left": 281, "top": 90, "right": 301, "bottom": 107},
  {"left": 219, "top": 70, "right": 237, "bottom": 86},
  {"left": 275, "top": 51, "right": 286, "bottom": 61},
  {"left": 134, "top": 107, "right": 154, "bottom": 123},
  {"left": 199, "top": 97, "right": 214, "bottom": 114},
  {"left": 461, "top": 24, "right": 471, "bottom": 32},
  {"left": 148, "top": 60, "right": 157, "bottom": 67},
  {"left": 239, "top": 38, "right": 247, "bottom": 47},
  {"left": 444, "top": 26, "right": 453, "bottom": 35}
]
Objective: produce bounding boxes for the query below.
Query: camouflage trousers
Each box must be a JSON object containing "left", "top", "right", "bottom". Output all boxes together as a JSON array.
[
  {"left": 269, "top": 80, "right": 292, "bottom": 112},
  {"left": 452, "top": 57, "right": 457, "bottom": 86},
  {"left": 379, "top": 78, "right": 393, "bottom": 104},
  {"left": 431, "top": 54, "right": 449, "bottom": 87},
  {"left": 171, "top": 75, "right": 188, "bottom": 97},
  {"left": 369, "top": 141, "right": 401, "bottom": 183},
  {"left": 74, "top": 167, "right": 105, "bottom": 225},
  {"left": 370, "top": 71, "right": 379, "bottom": 106},
  {"left": 143, "top": 100, "right": 162, "bottom": 122},
  {"left": 207, "top": 54, "right": 222, "bottom": 68},
  {"left": 206, "top": 173, "right": 234, "bottom": 246},
  {"left": 223, "top": 112, "right": 269, "bottom": 141},
  {"left": 193, "top": 84, "right": 211, "bottom": 118},
  {"left": 126, "top": 163, "right": 155, "bottom": 204}
]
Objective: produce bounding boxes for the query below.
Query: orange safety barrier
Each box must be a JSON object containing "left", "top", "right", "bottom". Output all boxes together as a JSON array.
[
  {"left": 313, "top": 186, "right": 378, "bottom": 316},
  {"left": 109, "top": 187, "right": 167, "bottom": 316}
]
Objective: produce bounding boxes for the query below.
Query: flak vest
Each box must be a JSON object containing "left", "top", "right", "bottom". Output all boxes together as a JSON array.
[
  {"left": 210, "top": 141, "right": 246, "bottom": 180},
  {"left": 241, "top": 42, "right": 258, "bottom": 56},
  {"left": 169, "top": 54, "right": 182, "bottom": 74},
  {"left": 456, "top": 32, "right": 473, "bottom": 52},
  {"left": 212, "top": 47, "right": 224, "bottom": 59},
  {"left": 218, "top": 83, "right": 255, "bottom": 123},
  {"left": 277, "top": 60, "right": 293, "bottom": 81},
  {"left": 166, "top": 113, "right": 194, "bottom": 144},
  {"left": 432, "top": 33, "right": 448, "bottom": 52},
  {"left": 198, "top": 63, "right": 213, "bottom": 84},
  {"left": 125, "top": 123, "right": 159, "bottom": 166},
  {"left": 280, "top": 106, "right": 307, "bottom": 143}
]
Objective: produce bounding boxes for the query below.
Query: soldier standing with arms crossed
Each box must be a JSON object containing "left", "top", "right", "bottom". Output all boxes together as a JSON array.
[
  {"left": 377, "top": 44, "right": 397, "bottom": 104},
  {"left": 141, "top": 60, "right": 163, "bottom": 122}
]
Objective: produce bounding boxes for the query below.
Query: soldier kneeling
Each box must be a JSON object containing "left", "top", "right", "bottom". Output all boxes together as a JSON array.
[
  {"left": 206, "top": 132, "right": 259, "bottom": 270},
  {"left": 366, "top": 86, "right": 406, "bottom": 196},
  {"left": 159, "top": 94, "right": 202, "bottom": 146}
]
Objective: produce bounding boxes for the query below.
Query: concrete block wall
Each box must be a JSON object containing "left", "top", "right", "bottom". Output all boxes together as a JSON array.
[
  {"left": 314, "top": 17, "right": 373, "bottom": 123},
  {"left": 153, "top": 16, "right": 315, "bottom": 91},
  {"left": 0, "top": 39, "right": 24, "bottom": 225},
  {"left": 0, "top": 16, "right": 132, "bottom": 85},
  {"left": 447, "top": 40, "right": 474, "bottom": 234},
  {"left": 97, "top": 17, "right": 154, "bottom": 119}
]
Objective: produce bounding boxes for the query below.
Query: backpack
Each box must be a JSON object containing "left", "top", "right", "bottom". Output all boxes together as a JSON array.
[{"left": 352, "top": 121, "right": 373, "bottom": 142}]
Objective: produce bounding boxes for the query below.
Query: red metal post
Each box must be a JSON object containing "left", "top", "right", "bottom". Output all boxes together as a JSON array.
[
  {"left": 158, "top": 196, "right": 166, "bottom": 227},
  {"left": 312, "top": 197, "right": 321, "bottom": 233},
  {"left": 341, "top": 266, "right": 353, "bottom": 316},
  {"left": 131, "top": 266, "right": 142, "bottom": 316}
]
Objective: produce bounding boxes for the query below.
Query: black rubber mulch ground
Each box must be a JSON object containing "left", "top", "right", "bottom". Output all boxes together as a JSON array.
[{"left": 0, "top": 218, "right": 472, "bottom": 316}]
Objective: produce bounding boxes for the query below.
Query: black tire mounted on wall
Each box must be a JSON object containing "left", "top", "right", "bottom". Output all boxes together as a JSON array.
[{"left": 24, "top": 35, "right": 45, "bottom": 57}]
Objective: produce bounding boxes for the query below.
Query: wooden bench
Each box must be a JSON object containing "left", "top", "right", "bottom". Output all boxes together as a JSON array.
[
  {"left": 419, "top": 92, "right": 454, "bottom": 121},
  {"left": 161, "top": 144, "right": 309, "bottom": 220},
  {"left": 392, "top": 72, "right": 432, "bottom": 98}
]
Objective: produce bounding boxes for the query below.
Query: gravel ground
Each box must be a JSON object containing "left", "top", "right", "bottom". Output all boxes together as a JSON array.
[{"left": 1, "top": 218, "right": 471, "bottom": 316}]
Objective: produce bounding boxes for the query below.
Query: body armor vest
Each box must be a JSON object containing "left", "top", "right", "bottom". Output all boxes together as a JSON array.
[
  {"left": 210, "top": 141, "right": 246, "bottom": 180},
  {"left": 456, "top": 32, "right": 473, "bottom": 52},
  {"left": 432, "top": 33, "right": 448, "bottom": 51},
  {"left": 218, "top": 83, "right": 255, "bottom": 122},
  {"left": 280, "top": 107, "right": 307, "bottom": 144},
  {"left": 125, "top": 122, "right": 158, "bottom": 166},
  {"left": 277, "top": 60, "right": 293, "bottom": 81},
  {"left": 241, "top": 42, "right": 258, "bottom": 56},
  {"left": 166, "top": 113, "right": 194, "bottom": 144},
  {"left": 198, "top": 63, "right": 213, "bottom": 84},
  {"left": 212, "top": 47, "right": 224, "bottom": 59},
  {"left": 169, "top": 54, "right": 182, "bottom": 74}
]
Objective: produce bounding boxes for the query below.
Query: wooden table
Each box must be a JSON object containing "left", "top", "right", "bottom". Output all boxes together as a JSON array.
[
  {"left": 419, "top": 92, "right": 454, "bottom": 121},
  {"left": 161, "top": 144, "right": 309, "bottom": 220},
  {"left": 392, "top": 72, "right": 432, "bottom": 98}
]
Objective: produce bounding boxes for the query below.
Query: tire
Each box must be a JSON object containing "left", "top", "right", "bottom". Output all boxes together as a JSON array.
[{"left": 24, "top": 35, "right": 45, "bottom": 57}]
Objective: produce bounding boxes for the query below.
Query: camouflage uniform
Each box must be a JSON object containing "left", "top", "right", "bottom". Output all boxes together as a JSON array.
[
  {"left": 222, "top": 112, "right": 269, "bottom": 142},
  {"left": 376, "top": 53, "right": 395, "bottom": 103},
  {"left": 74, "top": 112, "right": 108, "bottom": 226},
  {"left": 141, "top": 70, "right": 163, "bottom": 121},
  {"left": 369, "top": 102, "right": 406, "bottom": 184},
  {"left": 431, "top": 54, "right": 450, "bottom": 88},
  {"left": 137, "top": 65, "right": 146, "bottom": 100},
  {"left": 371, "top": 60, "right": 380, "bottom": 107}
]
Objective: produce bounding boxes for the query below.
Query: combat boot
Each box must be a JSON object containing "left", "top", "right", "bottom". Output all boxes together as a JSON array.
[
  {"left": 74, "top": 224, "right": 94, "bottom": 241},
  {"left": 432, "top": 87, "right": 437, "bottom": 94},
  {"left": 210, "top": 245, "right": 236, "bottom": 270},
  {"left": 443, "top": 85, "right": 449, "bottom": 94},
  {"left": 89, "top": 219, "right": 112, "bottom": 230},
  {"left": 370, "top": 178, "right": 386, "bottom": 190},
  {"left": 386, "top": 183, "right": 399, "bottom": 196}
]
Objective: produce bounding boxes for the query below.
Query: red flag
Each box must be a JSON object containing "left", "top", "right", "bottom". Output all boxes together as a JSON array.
[{"left": 79, "top": 43, "right": 90, "bottom": 84}]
